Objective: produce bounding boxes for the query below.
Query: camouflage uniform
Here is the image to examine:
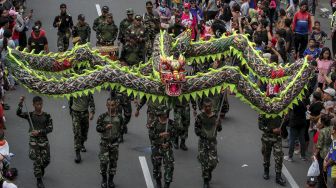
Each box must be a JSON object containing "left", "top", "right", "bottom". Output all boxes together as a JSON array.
[
  {"left": 93, "top": 15, "right": 107, "bottom": 39},
  {"left": 110, "top": 91, "right": 132, "bottom": 141},
  {"left": 69, "top": 94, "right": 95, "bottom": 151},
  {"left": 118, "top": 18, "right": 133, "bottom": 45},
  {"left": 143, "top": 11, "right": 160, "bottom": 57},
  {"left": 96, "top": 111, "right": 123, "bottom": 187},
  {"left": 16, "top": 105, "right": 53, "bottom": 178},
  {"left": 122, "top": 23, "right": 147, "bottom": 66},
  {"left": 53, "top": 13, "right": 73, "bottom": 52},
  {"left": 258, "top": 114, "right": 286, "bottom": 186},
  {"left": 149, "top": 106, "right": 176, "bottom": 186},
  {"left": 173, "top": 99, "right": 190, "bottom": 150},
  {"left": 72, "top": 22, "right": 91, "bottom": 45},
  {"left": 96, "top": 21, "right": 118, "bottom": 46},
  {"left": 195, "top": 112, "right": 221, "bottom": 182}
]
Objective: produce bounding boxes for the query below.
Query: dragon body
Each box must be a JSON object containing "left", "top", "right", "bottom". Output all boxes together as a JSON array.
[{"left": 6, "top": 30, "right": 314, "bottom": 117}]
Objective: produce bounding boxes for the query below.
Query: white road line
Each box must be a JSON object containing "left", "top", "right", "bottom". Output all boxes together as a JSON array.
[
  {"left": 282, "top": 164, "right": 300, "bottom": 188},
  {"left": 95, "top": 4, "right": 102, "bottom": 16},
  {"left": 139, "top": 156, "right": 155, "bottom": 188}
]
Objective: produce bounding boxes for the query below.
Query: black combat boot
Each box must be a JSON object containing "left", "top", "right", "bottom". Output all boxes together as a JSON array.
[
  {"left": 101, "top": 174, "right": 107, "bottom": 188},
  {"left": 41, "top": 168, "right": 45, "bottom": 177},
  {"left": 180, "top": 139, "right": 188, "bottom": 151},
  {"left": 74, "top": 150, "right": 81, "bottom": 163},
  {"left": 108, "top": 174, "right": 115, "bottom": 188},
  {"left": 263, "top": 167, "right": 269, "bottom": 180},
  {"left": 203, "top": 178, "right": 209, "bottom": 188},
  {"left": 173, "top": 138, "right": 179, "bottom": 149},
  {"left": 275, "top": 172, "right": 286, "bottom": 186},
  {"left": 156, "top": 178, "right": 162, "bottom": 188},
  {"left": 36, "top": 177, "right": 45, "bottom": 188},
  {"left": 164, "top": 182, "right": 170, "bottom": 188}
]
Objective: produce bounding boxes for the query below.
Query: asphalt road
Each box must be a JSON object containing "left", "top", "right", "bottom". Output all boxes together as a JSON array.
[{"left": 3, "top": 0, "right": 335, "bottom": 188}]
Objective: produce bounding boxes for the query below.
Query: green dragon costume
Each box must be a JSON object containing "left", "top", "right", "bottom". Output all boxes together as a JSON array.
[{"left": 6, "top": 30, "right": 314, "bottom": 118}]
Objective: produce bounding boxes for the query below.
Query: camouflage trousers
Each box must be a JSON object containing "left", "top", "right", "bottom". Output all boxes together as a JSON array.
[
  {"left": 71, "top": 110, "right": 89, "bottom": 151},
  {"left": 151, "top": 145, "right": 174, "bottom": 183},
  {"left": 261, "top": 134, "right": 284, "bottom": 173},
  {"left": 174, "top": 106, "right": 190, "bottom": 139},
  {"left": 29, "top": 137, "right": 50, "bottom": 178},
  {"left": 198, "top": 139, "right": 218, "bottom": 179},
  {"left": 57, "top": 31, "right": 71, "bottom": 52},
  {"left": 99, "top": 139, "right": 119, "bottom": 175}
]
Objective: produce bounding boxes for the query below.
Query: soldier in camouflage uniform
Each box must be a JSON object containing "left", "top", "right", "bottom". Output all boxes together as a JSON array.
[
  {"left": 118, "top": 9, "right": 134, "bottom": 45},
  {"left": 149, "top": 105, "right": 176, "bottom": 188},
  {"left": 53, "top": 3, "right": 73, "bottom": 52},
  {"left": 110, "top": 90, "right": 131, "bottom": 143},
  {"left": 69, "top": 94, "right": 95, "bottom": 163},
  {"left": 72, "top": 14, "right": 91, "bottom": 45},
  {"left": 194, "top": 98, "right": 222, "bottom": 188},
  {"left": 258, "top": 114, "right": 286, "bottom": 186},
  {"left": 93, "top": 6, "right": 110, "bottom": 41},
  {"left": 122, "top": 15, "right": 147, "bottom": 66},
  {"left": 143, "top": 1, "right": 160, "bottom": 58},
  {"left": 173, "top": 99, "right": 191, "bottom": 151},
  {"left": 96, "top": 13, "right": 119, "bottom": 46},
  {"left": 96, "top": 98, "right": 123, "bottom": 188},
  {"left": 17, "top": 96, "right": 53, "bottom": 188}
]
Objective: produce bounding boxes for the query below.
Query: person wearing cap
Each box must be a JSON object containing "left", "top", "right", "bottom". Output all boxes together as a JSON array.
[
  {"left": 96, "top": 13, "right": 118, "bottom": 46},
  {"left": 72, "top": 14, "right": 91, "bottom": 45},
  {"left": 93, "top": 5, "right": 109, "bottom": 39},
  {"left": 27, "top": 24, "right": 48, "bottom": 54},
  {"left": 122, "top": 14, "right": 146, "bottom": 66},
  {"left": 53, "top": 3, "right": 73, "bottom": 52},
  {"left": 9, "top": 9, "right": 25, "bottom": 46},
  {"left": 195, "top": 98, "right": 222, "bottom": 188},
  {"left": 181, "top": 2, "right": 197, "bottom": 40},
  {"left": 149, "top": 104, "right": 176, "bottom": 188},
  {"left": 292, "top": 0, "right": 312, "bottom": 59},
  {"left": 96, "top": 98, "right": 123, "bottom": 188},
  {"left": 143, "top": 1, "right": 160, "bottom": 58},
  {"left": 258, "top": 98, "right": 286, "bottom": 186},
  {"left": 156, "top": 0, "right": 171, "bottom": 29},
  {"left": 118, "top": 8, "right": 134, "bottom": 45}
]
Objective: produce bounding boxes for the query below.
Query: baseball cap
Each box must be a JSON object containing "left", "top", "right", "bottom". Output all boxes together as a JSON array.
[
  {"left": 60, "top": 3, "right": 67, "bottom": 8},
  {"left": 324, "top": 88, "right": 336, "bottom": 97},
  {"left": 146, "top": 1, "right": 153, "bottom": 7},
  {"left": 184, "top": 3, "right": 191, "bottom": 8},
  {"left": 78, "top": 14, "right": 85, "bottom": 20},
  {"left": 8, "top": 9, "right": 18, "bottom": 16},
  {"left": 102, "top": 6, "right": 109, "bottom": 12},
  {"left": 126, "top": 8, "right": 134, "bottom": 15},
  {"left": 32, "top": 25, "right": 40, "bottom": 31},
  {"left": 306, "top": 176, "right": 317, "bottom": 186}
]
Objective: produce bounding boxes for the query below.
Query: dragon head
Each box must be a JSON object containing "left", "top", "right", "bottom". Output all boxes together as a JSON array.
[{"left": 159, "top": 54, "right": 186, "bottom": 96}]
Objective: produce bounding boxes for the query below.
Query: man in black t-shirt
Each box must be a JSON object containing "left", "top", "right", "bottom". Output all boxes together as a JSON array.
[{"left": 27, "top": 25, "right": 48, "bottom": 54}]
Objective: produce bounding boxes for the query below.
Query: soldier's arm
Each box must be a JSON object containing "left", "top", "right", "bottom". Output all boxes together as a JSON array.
[
  {"left": 53, "top": 16, "right": 59, "bottom": 28},
  {"left": 148, "top": 122, "right": 158, "bottom": 141},
  {"left": 122, "top": 97, "right": 132, "bottom": 125},
  {"left": 136, "top": 97, "right": 147, "bottom": 111},
  {"left": 117, "top": 22, "right": 124, "bottom": 42},
  {"left": 112, "top": 24, "right": 118, "bottom": 42},
  {"left": 89, "top": 94, "right": 95, "bottom": 114},
  {"left": 40, "top": 113, "right": 53, "bottom": 135},
  {"left": 96, "top": 114, "right": 106, "bottom": 133},
  {"left": 16, "top": 103, "right": 29, "bottom": 120},
  {"left": 69, "top": 15, "right": 74, "bottom": 29},
  {"left": 258, "top": 115, "right": 269, "bottom": 133},
  {"left": 194, "top": 115, "right": 202, "bottom": 137},
  {"left": 169, "top": 120, "right": 178, "bottom": 141},
  {"left": 92, "top": 18, "right": 99, "bottom": 32}
]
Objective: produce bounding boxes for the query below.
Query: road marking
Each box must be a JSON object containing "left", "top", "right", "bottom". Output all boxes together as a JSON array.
[
  {"left": 282, "top": 164, "right": 299, "bottom": 188},
  {"left": 139, "top": 156, "right": 155, "bottom": 188},
  {"left": 95, "top": 4, "right": 102, "bottom": 16}
]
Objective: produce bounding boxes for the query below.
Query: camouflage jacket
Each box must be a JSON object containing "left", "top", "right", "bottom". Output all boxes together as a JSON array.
[
  {"left": 143, "top": 12, "right": 160, "bottom": 40},
  {"left": 118, "top": 18, "right": 133, "bottom": 44},
  {"left": 16, "top": 105, "right": 53, "bottom": 139},
  {"left": 195, "top": 112, "right": 221, "bottom": 141},
  {"left": 72, "top": 22, "right": 91, "bottom": 43},
  {"left": 149, "top": 119, "right": 177, "bottom": 147},
  {"left": 124, "top": 24, "right": 146, "bottom": 48},
  {"left": 97, "top": 22, "right": 118, "bottom": 43},
  {"left": 96, "top": 112, "right": 123, "bottom": 141},
  {"left": 93, "top": 15, "right": 106, "bottom": 32}
]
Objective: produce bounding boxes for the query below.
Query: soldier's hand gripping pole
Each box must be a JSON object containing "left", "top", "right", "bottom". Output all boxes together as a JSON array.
[{"left": 23, "top": 100, "right": 35, "bottom": 130}]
